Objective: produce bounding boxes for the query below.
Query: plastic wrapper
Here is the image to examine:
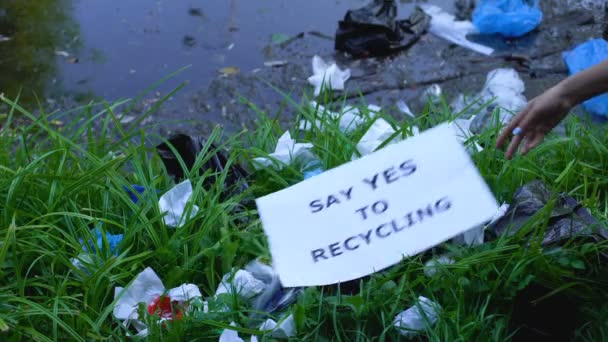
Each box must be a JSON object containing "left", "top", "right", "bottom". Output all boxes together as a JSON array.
[
  {"left": 472, "top": 0, "right": 543, "bottom": 38},
  {"left": 490, "top": 180, "right": 608, "bottom": 246},
  {"left": 563, "top": 39, "right": 608, "bottom": 117},
  {"left": 393, "top": 296, "right": 441, "bottom": 337},
  {"left": 335, "top": 1, "right": 430, "bottom": 58},
  {"left": 156, "top": 134, "right": 250, "bottom": 199},
  {"left": 421, "top": 5, "right": 494, "bottom": 55}
]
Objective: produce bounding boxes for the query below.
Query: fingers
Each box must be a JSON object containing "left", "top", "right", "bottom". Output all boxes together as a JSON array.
[
  {"left": 521, "top": 133, "right": 544, "bottom": 155},
  {"left": 505, "top": 133, "right": 524, "bottom": 160},
  {"left": 496, "top": 105, "right": 531, "bottom": 148}
]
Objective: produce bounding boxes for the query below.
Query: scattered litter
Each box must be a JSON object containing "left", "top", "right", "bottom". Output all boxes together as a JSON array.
[
  {"left": 356, "top": 118, "right": 400, "bottom": 156},
  {"left": 113, "top": 267, "right": 202, "bottom": 337},
  {"left": 129, "top": 69, "right": 137, "bottom": 74},
  {"left": 80, "top": 225, "right": 123, "bottom": 256},
  {"left": 158, "top": 180, "right": 199, "bottom": 228},
  {"left": 299, "top": 102, "right": 367, "bottom": 133},
  {"left": 307, "top": 55, "right": 351, "bottom": 96},
  {"left": 490, "top": 180, "right": 608, "bottom": 245},
  {"left": 424, "top": 256, "right": 455, "bottom": 277},
  {"left": 304, "top": 167, "right": 324, "bottom": 179},
  {"left": 220, "top": 66, "right": 240, "bottom": 76},
  {"left": 452, "top": 202, "right": 509, "bottom": 246},
  {"left": 472, "top": 0, "right": 543, "bottom": 38},
  {"left": 219, "top": 322, "right": 245, "bottom": 342},
  {"left": 0, "top": 34, "right": 12, "bottom": 42},
  {"left": 122, "top": 184, "right": 147, "bottom": 203},
  {"left": 421, "top": 5, "right": 494, "bottom": 56},
  {"left": 563, "top": 38, "right": 608, "bottom": 117},
  {"left": 244, "top": 258, "right": 303, "bottom": 315},
  {"left": 421, "top": 84, "right": 442, "bottom": 105},
  {"left": 66, "top": 57, "right": 79, "bottom": 64},
  {"left": 448, "top": 116, "right": 484, "bottom": 153},
  {"left": 253, "top": 131, "right": 317, "bottom": 171},
  {"left": 394, "top": 296, "right": 441, "bottom": 337},
  {"left": 454, "top": 68, "right": 527, "bottom": 134},
  {"left": 271, "top": 33, "right": 291, "bottom": 45},
  {"left": 119, "top": 115, "right": 136, "bottom": 124},
  {"left": 335, "top": 1, "right": 430, "bottom": 58},
  {"left": 215, "top": 270, "right": 267, "bottom": 299},
  {"left": 227, "top": 43, "right": 235, "bottom": 50},
  {"left": 54, "top": 50, "right": 70, "bottom": 57},
  {"left": 156, "top": 134, "right": 250, "bottom": 198},
  {"left": 50, "top": 119, "right": 64, "bottom": 126},
  {"left": 70, "top": 253, "right": 101, "bottom": 274},
  {"left": 396, "top": 100, "right": 415, "bottom": 118},
  {"left": 264, "top": 60, "right": 288, "bottom": 67},
  {"left": 259, "top": 314, "right": 296, "bottom": 338}
]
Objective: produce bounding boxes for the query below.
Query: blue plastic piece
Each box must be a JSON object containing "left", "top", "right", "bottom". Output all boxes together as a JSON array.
[
  {"left": 80, "top": 225, "right": 123, "bottom": 256},
  {"left": 122, "top": 184, "right": 147, "bottom": 203},
  {"left": 563, "top": 39, "right": 608, "bottom": 117},
  {"left": 303, "top": 167, "right": 324, "bottom": 179},
  {"left": 472, "top": 0, "right": 543, "bottom": 38}
]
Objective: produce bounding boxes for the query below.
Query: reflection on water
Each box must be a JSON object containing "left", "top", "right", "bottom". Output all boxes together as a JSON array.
[
  {"left": 0, "top": 0, "right": 78, "bottom": 102},
  {"left": 0, "top": 0, "right": 456, "bottom": 105}
]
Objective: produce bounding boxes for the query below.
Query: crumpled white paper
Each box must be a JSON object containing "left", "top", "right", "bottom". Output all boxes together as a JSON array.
[
  {"left": 421, "top": 5, "right": 494, "bottom": 56},
  {"left": 482, "top": 68, "right": 527, "bottom": 123},
  {"left": 113, "top": 267, "right": 202, "bottom": 336},
  {"left": 396, "top": 100, "right": 415, "bottom": 118},
  {"left": 394, "top": 296, "right": 441, "bottom": 337},
  {"left": 355, "top": 118, "right": 400, "bottom": 156},
  {"left": 424, "top": 256, "right": 455, "bottom": 277},
  {"left": 219, "top": 322, "right": 260, "bottom": 342},
  {"left": 307, "top": 55, "right": 351, "bottom": 96},
  {"left": 253, "top": 131, "right": 317, "bottom": 171},
  {"left": 215, "top": 270, "right": 267, "bottom": 299},
  {"left": 299, "top": 102, "right": 366, "bottom": 134},
  {"left": 158, "top": 180, "right": 199, "bottom": 228},
  {"left": 259, "top": 314, "right": 296, "bottom": 339},
  {"left": 452, "top": 202, "right": 511, "bottom": 246}
]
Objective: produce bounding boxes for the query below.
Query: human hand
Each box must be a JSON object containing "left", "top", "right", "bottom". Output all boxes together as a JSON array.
[{"left": 495, "top": 84, "right": 573, "bottom": 160}]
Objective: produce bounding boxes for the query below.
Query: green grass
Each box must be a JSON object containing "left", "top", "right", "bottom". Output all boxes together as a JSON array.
[{"left": 1, "top": 88, "right": 608, "bottom": 341}]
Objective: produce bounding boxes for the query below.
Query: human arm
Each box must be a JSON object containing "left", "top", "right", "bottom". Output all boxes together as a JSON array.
[{"left": 496, "top": 59, "right": 608, "bottom": 160}]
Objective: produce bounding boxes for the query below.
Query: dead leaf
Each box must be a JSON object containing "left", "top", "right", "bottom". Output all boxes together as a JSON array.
[{"left": 219, "top": 66, "right": 239, "bottom": 75}]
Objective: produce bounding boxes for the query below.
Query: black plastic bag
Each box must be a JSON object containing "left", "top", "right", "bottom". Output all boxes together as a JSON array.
[
  {"left": 156, "top": 134, "right": 250, "bottom": 200},
  {"left": 490, "top": 180, "right": 608, "bottom": 247},
  {"left": 335, "top": 0, "right": 430, "bottom": 58}
]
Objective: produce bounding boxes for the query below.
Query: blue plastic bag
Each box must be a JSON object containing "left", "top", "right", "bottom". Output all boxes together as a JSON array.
[
  {"left": 472, "top": 0, "right": 543, "bottom": 38},
  {"left": 563, "top": 39, "right": 608, "bottom": 117}
]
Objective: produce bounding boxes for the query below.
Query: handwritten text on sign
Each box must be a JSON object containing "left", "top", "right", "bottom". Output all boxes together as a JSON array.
[{"left": 255, "top": 124, "right": 499, "bottom": 287}]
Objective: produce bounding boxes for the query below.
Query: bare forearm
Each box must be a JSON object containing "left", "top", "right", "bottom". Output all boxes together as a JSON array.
[{"left": 557, "top": 59, "right": 608, "bottom": 108}]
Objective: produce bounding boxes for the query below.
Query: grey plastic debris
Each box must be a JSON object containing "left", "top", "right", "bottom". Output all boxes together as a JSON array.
[
  {"left": 394, "top": 296, "right": 441, "bottom": 337},
  {"left": 259, "top": 314, "right": 296, "bottom": 338},
  {"left": 469, "top": 68, "right": 527, "bottom": 134},
  {"left": 424, "top": 256, "right": 455, "bottom": 277},
  {"left": 216, "top": 270, "right": 266, "bottom": 299},
  {"left": 421, "top": 84, "right": 442, "bottom": 105},
  {"left": 245, "top": 258, "right": 303, "bottom": 315},
  {"left": 396, "top": 100, "right": 415, "bottom": 118},
  {"left": 490, "top": 180, "right": 608, "bottom": 246},
  {"left": 452, "top": 202, "right": 509, "bottom": 246}
]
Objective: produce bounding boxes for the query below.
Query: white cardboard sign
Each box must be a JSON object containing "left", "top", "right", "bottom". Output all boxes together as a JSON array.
[{"left": 255, "top": 123, "right": 499, "bottom": 287}]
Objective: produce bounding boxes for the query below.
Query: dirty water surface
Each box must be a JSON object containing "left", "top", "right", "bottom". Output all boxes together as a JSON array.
[{"left": 0, "top": 0, "right": 606, "bottom": 136}]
